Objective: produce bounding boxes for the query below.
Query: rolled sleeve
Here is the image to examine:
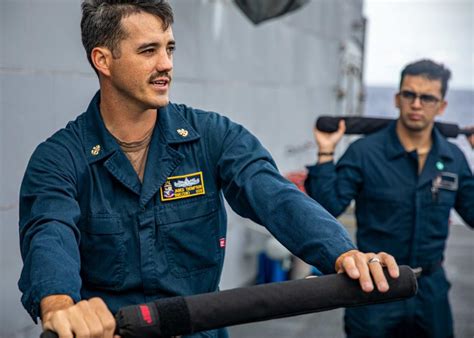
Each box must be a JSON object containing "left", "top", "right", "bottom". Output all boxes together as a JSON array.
[{"left": 19, "top": 140, "right": 82, "bottom": 322}]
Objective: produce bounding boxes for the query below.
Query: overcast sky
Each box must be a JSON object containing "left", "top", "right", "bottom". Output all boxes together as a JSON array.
[{"left": 363, "top": 0, "right": 473, "bottom": 90}]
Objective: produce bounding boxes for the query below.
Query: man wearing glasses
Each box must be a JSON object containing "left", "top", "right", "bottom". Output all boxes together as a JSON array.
[{"left": 305, "top": 59, "right": 474, "bottom": 337}]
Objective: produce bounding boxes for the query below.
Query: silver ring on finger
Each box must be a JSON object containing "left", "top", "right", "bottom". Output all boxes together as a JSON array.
[{"left": 368, "top": 257, "right": 381, "bottom": 264}]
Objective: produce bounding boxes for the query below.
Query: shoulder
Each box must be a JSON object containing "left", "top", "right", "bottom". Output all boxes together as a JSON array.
[
  {"left": 29, "top": 114, "right": 86, "bottom": 169},
  {"left": 441, "top": 139, "right": 471, "bottom": 169},
  {"left": 444, "top": 139, "right": 467, "bottom": 158},
  {"left": 430, "top": 129, "right": 473, "bottom": 176},
  {"left": 338, "top": 127, "right": 390, "bottom": 167},
  {"left": 346, "top": 128, "right": 387, "bottom": 152},
  {"left": 168, "top": 102, "right": 241, "bottom": 134}
]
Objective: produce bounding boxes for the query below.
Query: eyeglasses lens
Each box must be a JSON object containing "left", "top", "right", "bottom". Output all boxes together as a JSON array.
[{"left": 400, "top": 91, "right": 440, "bottom": 106}]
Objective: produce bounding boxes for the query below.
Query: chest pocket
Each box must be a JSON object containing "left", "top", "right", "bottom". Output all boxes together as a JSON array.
[
  {"left": 157, "top": 194, "right": 221, "bottom": 277},
  {"left": 420, "top": 184, "right": 457, "bottom": 207},
  {"left": 80, "top": 215, "right": 126, "bottom": 289},
  {"left": 435, "top": 188, "right": 457, "bottom": 206},
  {"left": 357, "top": 187, "right": 413, "bottom": 234}
]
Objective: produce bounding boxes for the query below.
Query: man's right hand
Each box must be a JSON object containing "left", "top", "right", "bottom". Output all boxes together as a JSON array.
[
  {"left": 314, "top": 119, "right": 346, "bottom": 163},
  {"left": 41, "top": 295, "right": 119, "bottom": 338}
]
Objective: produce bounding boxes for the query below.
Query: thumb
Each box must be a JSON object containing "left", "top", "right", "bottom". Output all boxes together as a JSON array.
[
  {"left": 331, "top": 120, "right": 346, "bottom": 142},
  {"left": 337, "top": 120, "right": 346, "bottom": 135}
]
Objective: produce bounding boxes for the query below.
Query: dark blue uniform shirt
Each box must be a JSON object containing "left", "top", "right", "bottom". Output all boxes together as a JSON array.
[
  {"left": 305, "top": 121, "right": 473, "bottom": 337},
  {"left": 19, "top": 92, "right": 355, "bottom": 334}
]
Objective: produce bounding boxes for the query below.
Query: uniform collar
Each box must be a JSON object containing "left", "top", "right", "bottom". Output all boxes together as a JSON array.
[
  {"left": 83, "top": 91, "right": 120, "bottom": 164},
  {"left": 431, "top": 125, "right": 455, "bottom": 161},
  {"left": 83, "top": 91, "right": 200, "bottom": 164},
  {"left": 385, "top": 119, "right": 455, "bottom": 161},
  {"left": 156, "top": 103, "right": 200, "bottom": 144},
  {"left": 418, "top": 126, "right": 456, "bottom": 188}
]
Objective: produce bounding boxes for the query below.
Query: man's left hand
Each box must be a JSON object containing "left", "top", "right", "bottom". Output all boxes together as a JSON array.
[{"left": 335, "top": 250, "right": 399, "bottom": 293}]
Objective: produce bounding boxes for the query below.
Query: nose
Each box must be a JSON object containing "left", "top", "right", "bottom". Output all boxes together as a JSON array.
[
  {"left": 411, "top": 96, "right": 423, "bottom": 108},
  {"left": 156, "top": 50, "right": 173, "bottom": 73}
]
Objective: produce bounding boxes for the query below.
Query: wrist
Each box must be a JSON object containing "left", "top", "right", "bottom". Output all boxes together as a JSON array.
[
  {"left": 317, "top": 151, "right": 334, "bottom": 156},
  {"left": 40, "top": 294, "right": 74, "bottom": 323},
  {"left": 317, "top": 146, "right": 336, "bottom": 163},
  {"left": 318, "top": 146, "right": 336, "bottom": 153},
  {"left": 317, "top": 152, "right": 334, "bottom": 163}
]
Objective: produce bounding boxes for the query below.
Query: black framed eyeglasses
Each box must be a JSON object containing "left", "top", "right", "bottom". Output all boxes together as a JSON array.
[{"left": 399, "top": 90, "right": 441, "bottom": 107}]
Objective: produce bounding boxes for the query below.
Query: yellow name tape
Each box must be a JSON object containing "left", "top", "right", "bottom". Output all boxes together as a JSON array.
[{"left": 160, "top": 171, "right": 205, "bottom": 202}]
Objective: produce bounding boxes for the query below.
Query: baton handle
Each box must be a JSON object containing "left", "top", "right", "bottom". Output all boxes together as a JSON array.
[
  {"left": 39, "top": 331, "right": 57, "bottom": 338},
  {"left": 41, "top": 266, "right": 417, "bottom": 338},
  {"left": 316, "top": 116, "right": 472, "bottom": 138}
]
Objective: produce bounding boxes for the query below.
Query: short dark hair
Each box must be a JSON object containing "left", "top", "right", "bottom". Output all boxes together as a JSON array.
[
  {"left": 400, "top": 59, "right": 451, "bottom": 98},
  {"left": 81, "top": 0, "right": 174, "bottom": 74}
]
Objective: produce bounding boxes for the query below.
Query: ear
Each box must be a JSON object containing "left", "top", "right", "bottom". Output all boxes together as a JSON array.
[
  {"left": 91, "top": 47, "right": 113, "bottom": 77},
  {"left": 394, "top": 92, "right": 401, "bottom": 109},
  {"left": 437, "top": 100, "right": 448, "bottom": 117}
]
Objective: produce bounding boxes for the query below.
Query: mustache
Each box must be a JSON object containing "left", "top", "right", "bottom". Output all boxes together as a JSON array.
[{"left": 149, "top": 72, "right": 172, "bottom": 82}]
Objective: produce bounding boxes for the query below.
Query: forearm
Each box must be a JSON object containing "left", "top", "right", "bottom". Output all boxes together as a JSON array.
[
  {"left": 19, "top": 219, "right": 82, "bottom": 322},
  {"left": 19, "top": 143, "right": 83, "bottom": 321}
]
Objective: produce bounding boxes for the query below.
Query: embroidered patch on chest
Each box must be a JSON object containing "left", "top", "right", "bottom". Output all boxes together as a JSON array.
[{"left": 160, "top": 171, "right": 205, "bottom": 202}]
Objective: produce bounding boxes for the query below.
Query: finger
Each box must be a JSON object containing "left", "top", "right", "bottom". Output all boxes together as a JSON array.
[
  {"left": 90, "top": 298, "right": 116, "bottom": 338},
  {"left": 338, "top": 119, "right": 346, "bottom": 134},
  {"left": 77, "top": 301, "right": 103, "bottom": 338},
  {"left": 66, "top": 305, "right": 91, "bottom": 338},
  {"left": 314, "top": 125, "right": 328, "bottom": 136},
  {"left": 368, "top": 258, "right": 388, "bottom": 292},
  {"left": 340, "top": 255, "right": 360, "bottom": 279},
  {"left": 354, "top": 253, "right": 374, "bottom": 292},
  {"left": 44, "top": 310, "right": 74, "bottom": 338},
  {"left": 334, "top": 120, "right": 346, "bottom": 139},
  {"left": 379, "top": 252, "right": 399, "bottom": 278}
]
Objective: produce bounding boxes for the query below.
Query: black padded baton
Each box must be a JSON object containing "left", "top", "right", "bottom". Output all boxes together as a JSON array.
[
  {"left": 316, "top": 116, "right": 472, "bottom": 138},
  {"left": 41, "top": 266, "right": 417, "bottom": 338}
]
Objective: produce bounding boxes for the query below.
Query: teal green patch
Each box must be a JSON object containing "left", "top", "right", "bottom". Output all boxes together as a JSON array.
[{"left": 436, "top": 161, "right": 444, "bottom": 171}]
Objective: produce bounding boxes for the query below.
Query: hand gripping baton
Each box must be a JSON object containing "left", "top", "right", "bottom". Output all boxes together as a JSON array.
[
  {"left": 316, "top": 116, "right": 473, "bottom": 138},
  {"left": 41, "top": 265, "right": 417, "bottom": 338}
]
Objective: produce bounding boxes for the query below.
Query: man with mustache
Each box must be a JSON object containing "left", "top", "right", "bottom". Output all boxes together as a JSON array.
[
  {"left": 19, "top": 1, "right": 398, "bottom": 337},
  {"left": 305, "top": 59, "right": 474, "bottom": 337}
]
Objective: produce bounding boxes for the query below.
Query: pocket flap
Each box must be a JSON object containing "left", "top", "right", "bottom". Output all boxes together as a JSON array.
[
  {"left": 157, "top": 195, "right": 218, "bottom": 224},
  {"left": 85, "top": 216, "right": 122, "bottom": 234}
]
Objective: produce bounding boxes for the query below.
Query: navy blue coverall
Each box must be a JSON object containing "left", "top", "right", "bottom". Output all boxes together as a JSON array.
[
  {"left": 305, "top": 121, "right": 474, "bottom": 338},
  {"left": 19, "top": 92, "right": 355, "bottom": 337}
]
